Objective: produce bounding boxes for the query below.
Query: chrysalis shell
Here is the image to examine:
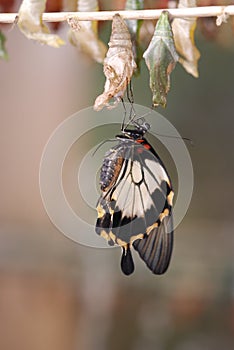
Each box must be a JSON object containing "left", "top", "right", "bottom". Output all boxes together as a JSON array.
[
  {"left": 68, "top": 0, "right": 107, "bottom": 63},
  {"left": 172, "top": 0, "right": 200, "bottom": 78},
  {"left": 143, "top": 11, "right": 179, "bottom": 107},
  {"left": 94, "top": 14, "right": 137, "bottom": 111}
]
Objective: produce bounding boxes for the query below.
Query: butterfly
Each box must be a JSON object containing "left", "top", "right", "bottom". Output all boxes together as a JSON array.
[{"left": 95, "top": 120, "right": 174, "bottom": 275}]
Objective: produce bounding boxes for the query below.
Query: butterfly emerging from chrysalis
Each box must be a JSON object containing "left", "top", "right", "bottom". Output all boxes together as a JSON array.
[{"left": 95, "top": 107, "right": 174, "bottom": 276}]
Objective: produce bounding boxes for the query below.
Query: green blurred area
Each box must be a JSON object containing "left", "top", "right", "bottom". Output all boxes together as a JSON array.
[{"left": 0, "top": 17, "right": 234, "bottom": 350}]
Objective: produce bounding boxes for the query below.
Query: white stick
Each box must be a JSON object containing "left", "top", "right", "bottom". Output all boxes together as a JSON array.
[{"left": 0, "top": 6, "right": 234, "bottom": 23}]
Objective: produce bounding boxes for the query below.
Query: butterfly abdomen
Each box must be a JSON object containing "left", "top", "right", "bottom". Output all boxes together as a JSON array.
[{"left": 100, "top": 149, "right": 124, "bottom": 192}]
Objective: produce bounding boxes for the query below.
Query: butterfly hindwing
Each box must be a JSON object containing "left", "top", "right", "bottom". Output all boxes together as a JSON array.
[{"left": 133, "top": 214, "right": 173, "bottom": 274}]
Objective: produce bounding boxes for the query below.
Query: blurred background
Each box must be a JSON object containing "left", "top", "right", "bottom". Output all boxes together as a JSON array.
[{"left": 0, "top": 0, "right": 234, "bottom": 349}]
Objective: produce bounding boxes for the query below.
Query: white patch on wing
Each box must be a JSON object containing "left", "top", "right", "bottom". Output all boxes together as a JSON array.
[
  {"left": 121, "top": 188, "right": 144, "bottom": 218},
  {"left": 109, "top": 156, "right": 170, "bottom": 219},
  {"left": 145, "top": 159, "right": 170, "bottom": 185},
  {"left": 143, "top": 166, "right": 161, "bottom": 194},
  {"left": 115, "top": 176, "right": 133, "bottom": 211},
  {"left": 137, "top": 182, "right": 155, "bottom": 210},
  {"left": 113, "top": 180, "right": 158, "bottom": 218},
  {"left": 131, "top": 161, "right": 143, "bottom": 183},
  {"left": 111, "top": 160, "right": 131, "bottom": 201}
]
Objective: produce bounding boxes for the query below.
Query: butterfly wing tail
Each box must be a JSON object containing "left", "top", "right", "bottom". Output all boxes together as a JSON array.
[
  {"left": 133, "top": 215, "right": 173, "bottom": 274},
  {"left": 121, "top": 245, "right": 135, "bottom": 275}
]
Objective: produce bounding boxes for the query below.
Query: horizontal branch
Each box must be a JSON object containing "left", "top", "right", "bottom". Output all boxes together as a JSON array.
[{"left": 0, "top": 6, "right": 234, "bottom": 23}]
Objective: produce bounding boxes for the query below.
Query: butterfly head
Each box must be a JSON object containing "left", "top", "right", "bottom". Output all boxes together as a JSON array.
[{"left": 118, "top": 121, "right": 151, "bottom": 140}]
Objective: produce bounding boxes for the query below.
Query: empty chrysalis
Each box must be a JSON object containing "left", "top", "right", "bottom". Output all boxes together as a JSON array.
[
  {"left": 68, "top": 0, "right": 107, "bottom": 64},
  {"left": 17, "top": 0, "right": 65, "bottom": 47},
  {"left": 94, "top": 14, "right": 137, "bottom": 111},
  {"left": 172, "top": 0, "right": 200, "bottom": 78}
]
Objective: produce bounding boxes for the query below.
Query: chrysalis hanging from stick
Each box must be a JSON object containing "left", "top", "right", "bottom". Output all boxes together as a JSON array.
[
  {"left": 94, "top": 14, "right": 137, "bottom": 111},
  {"left": 143, "top": 11, "right": 179, "bottom": 108},
  {"left": 172, "top": 0, "right": 200, "bottom": 78},
  {"left": 68, "top": 0, "right": 107, "bottom": 64}
]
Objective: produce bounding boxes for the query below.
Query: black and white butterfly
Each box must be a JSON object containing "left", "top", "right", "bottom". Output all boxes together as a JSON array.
[{"left": 96, "top": 120, "right": 174, "bottom": 275}]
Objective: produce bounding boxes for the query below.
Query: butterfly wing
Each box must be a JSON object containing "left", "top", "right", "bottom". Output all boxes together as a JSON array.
[
  {"left": 133, "top": 214, "right": 173, "bottom": 274},
  {"left": 96, "top": 138, "right": 174, "bottom": 275}
]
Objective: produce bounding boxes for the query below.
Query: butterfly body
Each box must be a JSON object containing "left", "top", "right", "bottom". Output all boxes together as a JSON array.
[{"left": 96, "top": 123, "right": 174, "bottom": 275}]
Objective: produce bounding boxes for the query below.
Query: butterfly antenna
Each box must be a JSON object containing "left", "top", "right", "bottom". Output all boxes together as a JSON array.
[{"left": 150, "top": 132, "right": 194, "bottom": 146}]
